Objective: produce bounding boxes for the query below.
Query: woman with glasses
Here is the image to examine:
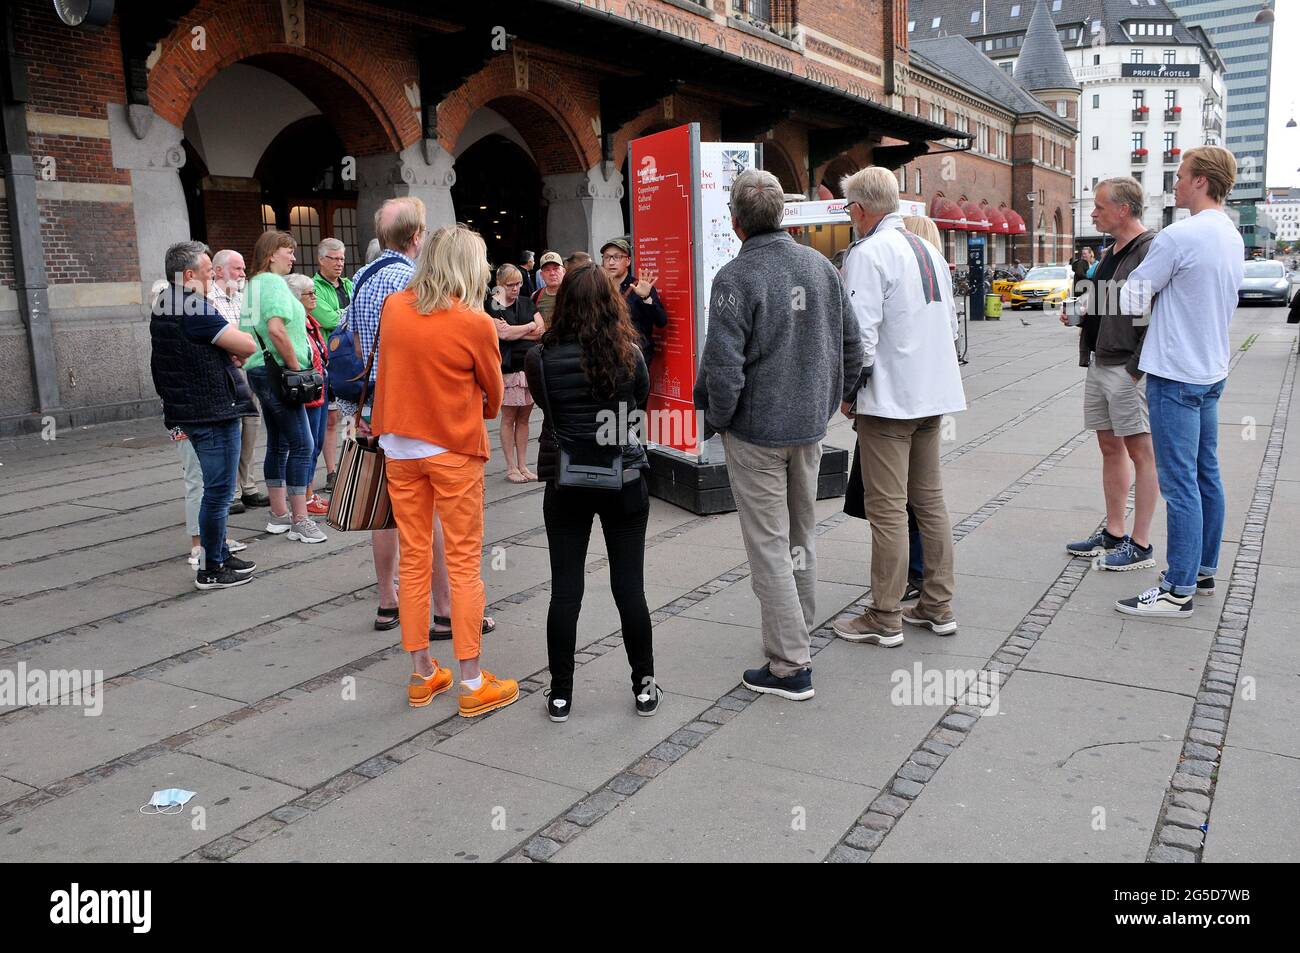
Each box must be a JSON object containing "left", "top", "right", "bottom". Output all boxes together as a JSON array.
[{"left": 488, "top": 263, "right": 545, "bottom": 482}]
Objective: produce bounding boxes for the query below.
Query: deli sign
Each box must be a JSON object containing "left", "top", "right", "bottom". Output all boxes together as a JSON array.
[{"left": 1121, "top": 63, "right": 1199, "bottom": 79}]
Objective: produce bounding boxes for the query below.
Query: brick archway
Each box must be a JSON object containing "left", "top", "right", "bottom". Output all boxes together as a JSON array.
[
  {"left": 148, "top": 0, "right": 416, "bottom": 156},
  {"left": 441, "top": 56, "right": 596, "bottom": 176}
]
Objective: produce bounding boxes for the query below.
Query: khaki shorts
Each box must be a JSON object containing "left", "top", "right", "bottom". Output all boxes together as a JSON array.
[{"left": 1084, "top": 360, "right": 1149, "bottom": 437}]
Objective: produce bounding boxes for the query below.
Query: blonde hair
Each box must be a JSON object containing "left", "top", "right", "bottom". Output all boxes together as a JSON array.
[
  {"left": 903, "top": 215, "right": 942, "bottom": 249},
  {"left": 410, "top": 225, "right": 490, "bottom": 313},
  {"left": 841, "top": 166, "right": 900, "bottom": 215},
  {"left": 495, "top": 263, "right": 522, "bottom": 284},
  {"left": 376, "top": 196, "right": 426, "bottom": 251},
  {"left": 1181, "top": 146, "right": 1236, "bottom": 203}
]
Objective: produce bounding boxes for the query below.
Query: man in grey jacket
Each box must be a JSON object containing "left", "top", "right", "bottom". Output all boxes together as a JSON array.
[
  {"left": 694, "top": 168, "right": 863, "bottom": 701},
  {"left": 1062, "top": 177, "right": 1159, "bottom": 572}
]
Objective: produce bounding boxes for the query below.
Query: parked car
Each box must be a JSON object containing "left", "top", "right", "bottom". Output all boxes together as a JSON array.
[
  {"left": 1006, "top": 265, "right": 1072, "bottom": 310},
  {"left": 1238, "top": 260, "right": 1291, "bottom": 306}
]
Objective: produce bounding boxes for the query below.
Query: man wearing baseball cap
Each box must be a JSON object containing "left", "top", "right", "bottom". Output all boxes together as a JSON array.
[
  {"left": 531, "top": 251, "right": 564, "bottom": 329},
  {"left": 602, "top": 237, "right": 667, "bottom": 372}
]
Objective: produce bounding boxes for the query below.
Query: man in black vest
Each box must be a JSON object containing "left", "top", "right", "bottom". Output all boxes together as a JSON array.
[{"left": 150, "top": 241, "right": 261, "bottom": 590}]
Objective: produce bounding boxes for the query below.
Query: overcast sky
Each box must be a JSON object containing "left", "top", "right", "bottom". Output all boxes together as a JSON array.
[{"left": 1265, "top": 1, "right": 1297, "bottom": 190}]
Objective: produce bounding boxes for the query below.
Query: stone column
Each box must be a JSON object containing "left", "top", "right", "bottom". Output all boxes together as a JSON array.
[
  {"left": 356, "top": 141, "right": 456, "bottom": 248},
  {"left": 108, "top": 103, "right": 189, "bottom": 297},
  {"left": 542, "top": 164, "right": 625, "bottom": 255}
]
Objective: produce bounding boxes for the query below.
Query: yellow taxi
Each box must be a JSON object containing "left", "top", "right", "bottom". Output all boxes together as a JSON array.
[{"left": 1006, "top": 265, "right": 1072, "bottom": 310}]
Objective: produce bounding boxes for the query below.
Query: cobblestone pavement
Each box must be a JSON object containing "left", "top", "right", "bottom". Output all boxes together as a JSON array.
[{"left": 1, "top": 308, "right": 1295, "bottom": 863}]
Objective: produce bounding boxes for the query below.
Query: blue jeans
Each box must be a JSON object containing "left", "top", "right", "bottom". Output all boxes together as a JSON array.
[
  {"left": 1147, "top": 374, "right": 1226, "bottom": 596},
  {"left": 186, "top": 420, "right": 240, "bottom": 570},
  {"left": 309, "top": 396, "right": 328, "bottom": 480},
  {"left": 248, "top": 365, "right": 314, "bottom": 494}
]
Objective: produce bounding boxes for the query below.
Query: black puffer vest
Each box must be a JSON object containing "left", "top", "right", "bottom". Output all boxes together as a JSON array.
[
  {"left": 523, "top": 340, "right": 650, "bottom": 483},
  {"left": 150, "top": 286, "right": 255, "bottom": 429}
]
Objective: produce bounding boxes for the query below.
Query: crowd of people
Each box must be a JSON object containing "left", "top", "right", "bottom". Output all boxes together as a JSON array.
[{"left": 147, "top": 144, "right": 1244, "bottom": 717}]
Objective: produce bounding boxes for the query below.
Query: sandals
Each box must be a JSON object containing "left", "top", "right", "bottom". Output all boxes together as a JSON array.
[
  {"left": 374, "top": 606, "right": 400, "bottom": 631},
  {"left": 429, "top": 614, "right": 496, "bottom": 641}
]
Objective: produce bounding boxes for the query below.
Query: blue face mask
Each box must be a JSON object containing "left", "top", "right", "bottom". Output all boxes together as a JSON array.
[{"left": 140, "top": 789, "right": 197, "bottom": 815}]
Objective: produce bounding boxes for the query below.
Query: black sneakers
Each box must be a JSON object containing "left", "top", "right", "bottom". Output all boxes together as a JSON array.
[
  {"left": 544, "top": 689, "right": 570, "bottom": 723},
  {"left": 224, "top": 555, "right": 258, "bottom": 576},
  {"left": 195, "top": 566, "right": 253, "bottom": 590},
  {"left": 635, "top": 677, "right": 662, "bottom": 717}
]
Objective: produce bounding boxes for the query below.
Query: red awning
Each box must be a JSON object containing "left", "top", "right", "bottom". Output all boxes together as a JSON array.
[
  {"left": 1003, "top": 208, "right": 1027, "bottom": 234},
  {"left": 932, "top": 198, "right": 967, "bottom": 231},
  {"left": 961, "top": 201, "right": 991, "bottom": 231},
  {"left": 983, "top": 207, "right": 1008, "bottom": 233}
]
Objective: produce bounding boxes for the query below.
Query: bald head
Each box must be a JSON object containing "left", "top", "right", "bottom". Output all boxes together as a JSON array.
[{"left": 376, "top": 197, "right": 426, "bottom": 256}]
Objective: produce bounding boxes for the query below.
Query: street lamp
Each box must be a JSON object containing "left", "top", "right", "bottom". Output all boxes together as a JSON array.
[
  {"left": 1255, "top": 1, "right": 1274, "bottom": 24},
  {"left": 1026, "top": 191, "right": 1038, "bottom": 266}
]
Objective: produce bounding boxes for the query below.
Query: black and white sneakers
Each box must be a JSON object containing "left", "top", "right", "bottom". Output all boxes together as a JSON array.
[
  {"left": 1115, "top": 586, "right": 1193, "bottom": 618},
  {"left": 635, "top": 677, "right": 663, "bottom": 717},
  {"left": 195, "top": 566, "right": 253, "bottom": 590},
  {"left": 544, "top": 689, "right": 570, "bottom": 723}
]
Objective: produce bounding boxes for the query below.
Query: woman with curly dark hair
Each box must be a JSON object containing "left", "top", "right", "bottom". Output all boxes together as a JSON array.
[{"left": 524, "top": 264, "right": 659, "bottom": 723}]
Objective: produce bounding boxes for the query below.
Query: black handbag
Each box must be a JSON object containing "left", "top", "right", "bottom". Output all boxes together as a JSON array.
[
  {"left": 255, "top": 325, "right": 324, "bottom": 406},
  {"left": 536, "top": 348, "right": 625, "bottom": 491}
]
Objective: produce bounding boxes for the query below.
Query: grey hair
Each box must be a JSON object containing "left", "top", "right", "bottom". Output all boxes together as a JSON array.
[
  {"left": 729, "top": 169, "right": 786, "bottom": 236},
  {"left": 284, "top": 273, "right": 316, "bottom": 298},
  {"left": 317, "top": 237, "right": 345, "bottom": 260},
  {"left": 211, "top": 248, "right": 243, "bottom": 270},
  {"left": 364, "top": 238, "right": 382, "bottom": 264},
  {"left": 840, "top": 166, "right": 900, "bottom": 215},
  {"left": 164, "top": 241, "right": 209, "bottom": 283},
  {"left": 1096, "top": 176, "right": 1144, "bottom": 219}
]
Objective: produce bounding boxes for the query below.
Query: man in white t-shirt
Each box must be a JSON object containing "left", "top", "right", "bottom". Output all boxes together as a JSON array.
[{"left": 1114, "top": 146, "right": 1245, "bottom": 619}]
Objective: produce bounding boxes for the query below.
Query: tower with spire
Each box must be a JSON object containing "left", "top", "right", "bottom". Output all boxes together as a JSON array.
[{"left": 1014, "top": 0, "right": 1081, "bottom": 113}]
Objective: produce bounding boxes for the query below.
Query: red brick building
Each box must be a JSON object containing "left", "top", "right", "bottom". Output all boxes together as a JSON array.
[{"left": 2, "top": 0, "right": 974, "bottom": 431}]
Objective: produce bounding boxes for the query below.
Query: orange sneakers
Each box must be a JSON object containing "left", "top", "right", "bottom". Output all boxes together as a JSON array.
[
  {"left": 458, "top": 669, "right": 519, "bottom": 718},
  {"left": 408, "top": 664, "right": 454, "bottom": 708}
]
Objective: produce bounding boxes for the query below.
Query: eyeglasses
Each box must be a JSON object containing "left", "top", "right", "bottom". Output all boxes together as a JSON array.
[
  {"left": 844, "top": 201, "right": 862, "bottom": 213},
  {"left": 322, "top": 255, "right": 345, "bottom": 263},
  {"left": 601, "top": 253, "right": 629, "bottom": 262},
  {"left": 503, "top": 281, "right": 523, "bottom": 289}
]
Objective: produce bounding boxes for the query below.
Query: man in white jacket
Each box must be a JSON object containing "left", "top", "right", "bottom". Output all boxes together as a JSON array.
[{"left": 834, "top": 167, "right": 967, "bottom": 646}]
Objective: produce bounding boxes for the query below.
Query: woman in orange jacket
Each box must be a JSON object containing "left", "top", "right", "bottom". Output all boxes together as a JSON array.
[{"left": 371, "top": 224, "right": 515, "bottom": 717}]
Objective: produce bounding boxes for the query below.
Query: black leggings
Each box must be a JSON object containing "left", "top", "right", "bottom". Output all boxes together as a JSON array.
[{"left": 543, "top": 477, "right": 654, "bottom": 696}]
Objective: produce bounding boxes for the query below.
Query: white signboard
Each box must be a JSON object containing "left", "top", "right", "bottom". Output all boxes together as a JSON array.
[
  {"left": 697, "top": 141, "right": 757, "bottom": 336},
  {"left": 781, "top": 198, "right": 926, "bottom": 227}
]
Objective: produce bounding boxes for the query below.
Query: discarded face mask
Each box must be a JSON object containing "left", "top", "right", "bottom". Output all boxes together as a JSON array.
[{"left": 139, "top": 788, "right": 197, "bottom": 815}]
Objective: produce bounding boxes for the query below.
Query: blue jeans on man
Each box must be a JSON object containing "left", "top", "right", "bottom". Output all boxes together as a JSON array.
[
  {"left": 186, "top": 420, "right": 241, "bottom": 570},
  {"left": 1146, "top": 374, "right": 1226, "bottom": 596}
]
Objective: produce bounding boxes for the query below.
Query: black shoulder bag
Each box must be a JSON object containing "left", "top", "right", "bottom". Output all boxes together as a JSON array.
[
  {"left": 254, "top": 321, "right": 324, "bottom": 406},
  {"left": 535, "top": 347, "right": 625, "bottom": 491}
]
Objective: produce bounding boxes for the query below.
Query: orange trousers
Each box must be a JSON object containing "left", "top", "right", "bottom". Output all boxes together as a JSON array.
[{"left": 385, "top": 452, "right": 487, "bottom": 660}]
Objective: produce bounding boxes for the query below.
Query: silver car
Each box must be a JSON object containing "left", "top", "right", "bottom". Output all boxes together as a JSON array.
[{"left": 1238, "top": 261, "right": 1292, "bottom": 306}]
